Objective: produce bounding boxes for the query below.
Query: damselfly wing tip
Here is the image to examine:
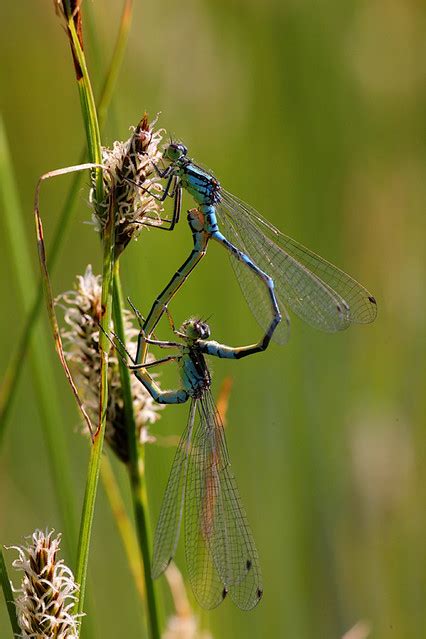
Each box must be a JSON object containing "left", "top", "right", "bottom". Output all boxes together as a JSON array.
[
  {"left": 336, "top": 301, "right": 349, "bottom": 314},
  {"left": 222, "top": 587, "right": 229, "bottom": 600}
]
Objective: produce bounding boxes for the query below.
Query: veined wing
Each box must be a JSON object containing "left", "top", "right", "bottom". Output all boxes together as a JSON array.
[
  {"left": 185, "top": 392, "right": 263, "bottom": 610},
  {"left": 151, "top": 400, "right": 196, "bottom": 579},
  {"left": 215, "top": 206, "right": 291, "bottom": 345},
  {"left": 217, "top": 190, "right": 377, "bottom": 332}
]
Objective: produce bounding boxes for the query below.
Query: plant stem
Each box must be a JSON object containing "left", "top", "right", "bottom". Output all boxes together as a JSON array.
[
  {"left": 101, "top": 454, "right": 146, "bottom": 604},
  {"left": 74, "top": 183, "right": 116, "bottom": 621},
  {"left": 0, "top": 117, "right": 78, "bottom": 555},
  {"left": 0, "top": 0, "right": 134, "bottom": 444},
  {"left": 112, "top": 265, "right": 162, "bottom": 639},
  {"left": 0, "top": 547, "right": 20, "bottom": 637},
  {"left": 60, "top": 6, "right": 116, "bottom": 629},
  {"left": 129, "top": 457, "right": 161, "bottom": 639}
]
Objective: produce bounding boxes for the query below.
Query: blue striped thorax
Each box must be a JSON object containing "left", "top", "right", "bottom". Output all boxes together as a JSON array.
[
  {"left": 163, "top": 142, "right": 221, "bottom": 207},
  {"left": 177, "top": 319, "right": 212, "bottom": 399}
]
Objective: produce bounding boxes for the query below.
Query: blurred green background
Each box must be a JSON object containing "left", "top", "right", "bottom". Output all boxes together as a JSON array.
[{"left": 1, "top": 1, "right": 425, "bottom": 638}]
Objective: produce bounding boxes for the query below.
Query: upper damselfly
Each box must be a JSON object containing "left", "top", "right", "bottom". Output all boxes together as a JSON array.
[{"left": 140, "top": 141, "right": 377, "bottom": 345}]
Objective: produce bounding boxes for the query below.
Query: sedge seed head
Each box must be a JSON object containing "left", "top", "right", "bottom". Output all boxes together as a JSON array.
[
  {"left": 57, "top": 265, "right": 163, "bottom": 461},
  {"left": 91, "top": 114, "right": 165, "bottom": 257},
  {"left": 10, "top": 529, "right": 80, "bottom": 638}
]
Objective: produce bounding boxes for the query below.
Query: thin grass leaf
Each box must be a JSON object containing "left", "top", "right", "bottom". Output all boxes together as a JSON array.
[
  {"left": 51, "top": 6, "right": 115, "bottom": 632},
  {"left": 34, "top": 163, "right": 109, "bottom": 440},
  {"left": 58, "top": 2, "right": 103, "bottom": 197},
  {"left": 74, "top": 185, "right": 116, "bottom": 628},
  {"left": 95, "top": 0, "right": 134, "bottom": 126},
  {"left": 0, "top": 0, "right": 134, "bottom": 444},
  {"left": 112, "top": 265, "right": 162, "bottom": 639},
  {"left": 34, "top": 4, "right": 161, "bottom": 637},
  {"left": 0, "top": 116, "right": 78, "bottom": 554},
  {"left": 0, "top": 547, "right": 20, "bottom": 637},
  {"left": 101, "top": 454, "right": 146, "bottom": 604}
]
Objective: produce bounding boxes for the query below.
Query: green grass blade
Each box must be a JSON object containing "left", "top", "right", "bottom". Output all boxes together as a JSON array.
[
  {"left": 113, "top": 265, "right": 162, "bottom": 639},
  {"left": 0, "top": 547, "right": 19, "bottom": 637},
  {"left": 74, "top": 190, "right": 116, "bottom": 626},
  {"left": 0, "top": 0, "right": 134, "bottom": 444},
  {"left": 0, "top": 166, "right": 84, "bottom": 439},
  {"left": 0, "top": 116, "right": 78, "bottom": 554},
  {"left": 101, "top": 454, "right": 146, "bottom": 604},
  {"left": 61, "top": 7, "right": 162, "bottom": 635},
  {"left": 95, "top": 0, "right": 134, "bottom": 127},
  {"left": 61, "top": 8, "right": 115, "bottom": 629},
  {"left": 33, "top": 164, "right": 110, "bottom": 439}
]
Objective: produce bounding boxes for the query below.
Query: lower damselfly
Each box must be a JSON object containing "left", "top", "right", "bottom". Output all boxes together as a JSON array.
[{"left": 110, "top": 306, "right": 271, "bottom": 610}]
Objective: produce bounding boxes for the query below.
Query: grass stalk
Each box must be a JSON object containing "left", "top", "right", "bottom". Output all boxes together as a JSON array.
[
  {"left": 0, "top": 0, "right": 134, "bottom": 443},
  {"left": 58, "top": 6, "right": 116, "bottom": 628},
  {"left": 0, "top": 547, "right": 19, "bottom": 637},
  {"left": 61, "top": 7, "right": 158, "bottom": 633},
  {"left": 0, "top": 117, "right": 78, "bottom": 555},
  {"left": 100, "top": 454, "right": 145, "bottom": 603},
  {"left": 74, "top": 187, "right": 115, "bottom": 624},
  {"left": 112, "top": 264, "right": 162, "bottom": 639}
]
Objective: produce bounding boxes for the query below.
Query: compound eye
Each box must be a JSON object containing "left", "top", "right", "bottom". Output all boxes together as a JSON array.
[
  {"left": 201, "top": 322, "right": 211, "bottom": 338},
  {"left": 165, "top": 144, "right": 179, "bottom": 161}
]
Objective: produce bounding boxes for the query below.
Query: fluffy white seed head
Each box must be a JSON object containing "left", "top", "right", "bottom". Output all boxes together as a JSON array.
[
  {"left": 10, "top": 530, "right": 80, "bottom": 638},
  {"left": 58, "top": 265, "right": 163, "bottom": 461}
]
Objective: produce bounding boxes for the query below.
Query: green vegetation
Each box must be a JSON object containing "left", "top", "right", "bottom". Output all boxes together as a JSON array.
[{"left": 1, "top": 1, "right": 425, "bottom": 638}]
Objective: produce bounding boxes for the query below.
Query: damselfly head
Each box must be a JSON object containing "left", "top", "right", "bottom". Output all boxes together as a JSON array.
[
  {"left": 163, "top": 142, "right": 187, "bottom": 162},
  {"left": 180, "top": 318, "right": 211, "bottom": 341}
]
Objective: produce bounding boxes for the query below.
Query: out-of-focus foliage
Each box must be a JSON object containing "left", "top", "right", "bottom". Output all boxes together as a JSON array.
[{"left": 1, "top": 1, "right": 425, "bottom": 638}]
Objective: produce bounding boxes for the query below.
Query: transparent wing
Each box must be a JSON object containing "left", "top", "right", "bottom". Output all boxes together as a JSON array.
[
  {"left": 216, "top": 207, "right": 291, "bottom": 345},
  {"left": 217, "top": 190, "right": 377, "bottom": 333},
  {"left": 185, "top": 393, "right": 263, "bottom": 610},
  {"left": 151, "top": 401, "right": 196, "bottom": 579},
  {"left": 183, "top": 398, "right": 228, "bottom": 609}
]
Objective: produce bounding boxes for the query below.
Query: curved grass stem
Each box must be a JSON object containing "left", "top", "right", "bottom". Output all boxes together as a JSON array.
[
  {"left": 0, "top": 117, "right": 78, "bottom": 555},
  {"left": 101, "top": 454, "right": 146, "bottom": 604},
  {"left": 0, "top": 0, "right": 134, "bottom": 445},
  {"left": 59, "top": 6, "right": 115, "bottom": 628},
  {"left": 0, "top": 547, "right": 20, "bottom": 637}
]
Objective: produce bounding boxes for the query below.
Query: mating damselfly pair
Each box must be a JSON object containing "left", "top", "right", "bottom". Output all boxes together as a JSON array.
[
  {"left": 35, "top": 121, "right": 377, "bottom": 611},
  {"left": 115, "top": 135, "right": 377, "bottom": 609}
]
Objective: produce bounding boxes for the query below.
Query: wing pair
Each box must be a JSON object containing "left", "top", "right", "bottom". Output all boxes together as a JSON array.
[
  {"left": 152, "top": 394, "right": 262, "bottom": 610},
  {"left": 216, "top": 190, "right": 377, "bottom": 345}
]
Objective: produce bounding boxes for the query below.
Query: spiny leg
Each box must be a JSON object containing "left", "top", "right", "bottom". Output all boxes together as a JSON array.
[
  {"left": 138, "top": 230, "right": 210, "bottom": 365},
  {"left": 212, "top": 231, "right": 281, "bottom": 354},
  {"left": 133, "top": 368, "right": 189, "bottom": 405},
  {"left": 143, "top": 182, "right": 181, "bottom": 232},
  {"left": 126, "top": 173, "right": 181, "bottom": 231},
  {"left": 123, "top": 341, "right": 187, "bottom": 404},
  {"left": 98, "top": 316, "right": 180, "bottom": 402},
  {"left": 107, "top": 325, "right": 189, "bottom": 405},
  {"left": 163, "top": 307, "right": 187, "bottom": 340}
]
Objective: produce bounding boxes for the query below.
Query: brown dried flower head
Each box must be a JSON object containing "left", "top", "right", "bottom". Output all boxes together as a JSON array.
[{"left": 91, "top": 114, "right": 165, "bottom": 257}]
